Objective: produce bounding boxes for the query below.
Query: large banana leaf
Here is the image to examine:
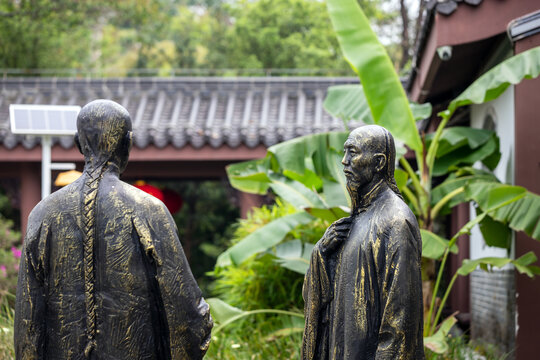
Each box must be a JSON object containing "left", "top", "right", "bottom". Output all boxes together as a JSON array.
[
  {"left": 457, "top": 251, "right": 540, "bottom": 278},
  {"left": 268, "top": 173, "right": 327, "bottom": 209},
  {"left": 323, "top": 84, "right": 433, "bottom": 124},
  {"left": 227, "top": 158, "right": 271, "bottom": 194},
  {"left": 268, "top": 132, "right": 348, "bottom": 178},
  {"left": 427, "top": 127, "right": 500, "bottom": 176},
  {"left": 326, "top": 0, "right": 422, "bottom": 152},
  {"left": 439, "top": 46, "right": 540, "bottom": 122},
  {"left": 465, "top": 182, "right": 540, "bottom": 240},
  {"left": 428, "top": 46, "right": 540, "bottom": 171},
  {"left": 431, "top": 172, "right": 498, "bottom": 214},
  {"left": 420, "top": 229, "right": 458, "bottom": 260},
  {"left": 273, "top": 240, "right": 314, "bottom": 274},
  {"left": 216, "top": 211, "right": 314, "bottom": 267}
]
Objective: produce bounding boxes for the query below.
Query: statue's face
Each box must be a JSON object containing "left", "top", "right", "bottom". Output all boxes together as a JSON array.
[
  {"left": 342, "top": 131, "right": 376, "bottom": 192},
  {"left": 341, "top": 127, "right": 383, "bottom": 192}
]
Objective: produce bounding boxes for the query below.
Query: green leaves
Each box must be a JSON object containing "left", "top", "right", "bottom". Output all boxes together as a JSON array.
[
  {"left": 440, "top": 46, "right": 540, "bottom": 121},
  {"left": 273, "top": 240, "right": 314, "bottom": 274},
  {"left": 324, "top": 84, "right": 433, "bottom": 124},
  {"left": 424, "top": 316, "right": 457, "bottom": 354},
  {"left": 207, "top": 298, "right": 304, "bottom": 334},
  {"left": 426, "top": 127, "right": 500, "bottom": 176},
  {"left": 325, "top": 0, "right": 422, "bottom": 152},
  {"left": 466, "top": 182, "right": 540, "bottom": 240},
  {"left": 421, "top": 229, "right": 458, "bottom": 260},
  {"left": 216, "top": 212, "right": 314, "bottom": 267},
  {"left": 457, "top": 252, "right": 540, "bottom": 278},
  {"left": 227, "top": 159, "right": 271, "bottom": 195}
]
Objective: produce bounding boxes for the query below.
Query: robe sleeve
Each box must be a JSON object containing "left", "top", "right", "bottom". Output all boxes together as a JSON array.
[
  {"left": 375, "top": 217, "right": 424, "bottom": 360},
  {"left": 133, "top": 205, "right": 213, "bottom": 360},
  {"left": 14, "top": 218, "right": 49, "bottom": 360}
]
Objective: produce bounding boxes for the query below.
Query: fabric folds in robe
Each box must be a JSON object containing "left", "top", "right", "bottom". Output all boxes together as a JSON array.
[
  {"left": 15, "top": 172, "right": 212, "bottom": 360},
  {"left": 302, "top": 186, "right": 424, "bottom": 360}
]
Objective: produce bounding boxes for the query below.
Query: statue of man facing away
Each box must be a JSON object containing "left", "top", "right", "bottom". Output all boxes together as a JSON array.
[
  {"left": 15, "top": 100, "right": 213, "bottom": 360},
  {"left": 302, "top": 125, "right": 424, "bottom": 360}
]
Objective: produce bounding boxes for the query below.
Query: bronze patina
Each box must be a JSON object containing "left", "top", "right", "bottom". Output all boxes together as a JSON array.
[
  {"left": 15, "top": 100, "right": 213, "bottom": 359},
  {"left": 302, "top": 125, "right": 424, "bottom": 359}
]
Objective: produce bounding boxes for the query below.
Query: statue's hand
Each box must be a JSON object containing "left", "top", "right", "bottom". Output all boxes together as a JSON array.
[{"left": 320, "top": 217, "right": 352, "bottom": 253}]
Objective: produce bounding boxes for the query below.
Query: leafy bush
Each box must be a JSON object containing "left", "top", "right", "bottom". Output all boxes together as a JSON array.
[
  {"left": 0, "top": 216, "right": 21, "bottom": 308},
  {"left": 211, "top": 199, "right": 327, "bottom": 311}
]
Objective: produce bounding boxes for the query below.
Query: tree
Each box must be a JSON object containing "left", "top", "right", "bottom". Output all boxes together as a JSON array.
[{"left": 209, "top": 0, "right": 348, "bottom": 71}]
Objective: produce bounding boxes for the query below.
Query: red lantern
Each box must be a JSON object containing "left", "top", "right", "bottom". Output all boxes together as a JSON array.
[
  {"left": 162, "top": 189, "right": 183, "bottom": 214},
  {"left": 133, "top": 181, "right": 165, "bottom": 202},
  {"left": 133, "top": 181, "right": 183, "bottom": 214}
]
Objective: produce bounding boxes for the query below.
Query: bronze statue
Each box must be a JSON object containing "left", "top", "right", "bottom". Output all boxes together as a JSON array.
[
  {"left": 15, "top": 100, "right": 213, "bottom": 359},
  {"left": 302, "top": 125, "right": 424, "bottom": 359}
]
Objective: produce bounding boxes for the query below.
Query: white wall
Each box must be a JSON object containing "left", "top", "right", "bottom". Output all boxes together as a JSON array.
[{"left": 469, "top": 85, "right": 515, "bottom": 260}]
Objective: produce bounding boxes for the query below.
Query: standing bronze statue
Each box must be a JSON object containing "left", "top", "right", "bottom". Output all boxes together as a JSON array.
[
  {"left": 15, "top": 100, "right": 213, "bottom": 359},
  {"left": 302, "top": 125, "right": 424, "bottom": 359}
]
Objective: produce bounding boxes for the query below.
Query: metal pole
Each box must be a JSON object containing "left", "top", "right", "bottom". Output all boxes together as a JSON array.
[{"left": 41, "top": 136, "right": 52, "bottom": 199}]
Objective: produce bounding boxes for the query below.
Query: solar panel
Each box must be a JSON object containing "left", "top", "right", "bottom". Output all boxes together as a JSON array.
[{"left": 9, "top": 104, "right": 80, "bottom": 135}]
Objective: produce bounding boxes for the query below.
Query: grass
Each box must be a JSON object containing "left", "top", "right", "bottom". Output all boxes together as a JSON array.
[
  {"left": 206, "top": 314, "right": 302, "bottom": 360},
  {"left": 0, "top": 301, "right": 14, "bottom": 360}
]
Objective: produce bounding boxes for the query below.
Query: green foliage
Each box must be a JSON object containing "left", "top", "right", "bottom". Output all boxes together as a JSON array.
[
  {"left": 218, "top": 0, "right": 347, "bottom": 70},
  {"left": 324, "top": 84, "right": 433, "bottom": 125},
  {"left": 326, "top": 0, "right": 422, "bottom": 152},
  {"left": 151, "top": 180, "right": 239, "bottom": 294},
  {"left": 425, "top": 335, "right": 509, "bottom": 360},
  {"left": 212, "top": 200, "right": 326, "bottom": 311},
  {"left": 0, "top": 191, "right": 21, "bottom": 308},
  {"left": 0, "top": 302, "right": 14, "bottom": 360}
]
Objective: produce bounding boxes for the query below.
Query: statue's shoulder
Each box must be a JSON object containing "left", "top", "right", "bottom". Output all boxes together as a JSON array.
[
  {"left": 28, "top": 179, "right": 82, "bottom": 223},
  {"left": 114, "top": 180, "right": 169, "bottom": 215},
  {"left": 377, "top": 188, "right": 420, "bottom": 230}
]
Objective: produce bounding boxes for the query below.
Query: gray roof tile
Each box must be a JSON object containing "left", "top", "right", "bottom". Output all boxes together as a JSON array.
[{"left": 0, "top": 77, "right": 359, "bottom": 150}]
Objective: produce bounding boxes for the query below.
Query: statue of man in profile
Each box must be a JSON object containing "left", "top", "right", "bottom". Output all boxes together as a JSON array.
[
  {"left": 302, "top": 125, "right": 424, "bottom": 360},
  {"left": 15, "top": 100, "right": 213, "bottom": 359}
]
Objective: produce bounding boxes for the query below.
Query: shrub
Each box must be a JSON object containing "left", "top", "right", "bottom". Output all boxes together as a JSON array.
[{"left": 211, "top": 199, "right": 327, "bottom": 311}]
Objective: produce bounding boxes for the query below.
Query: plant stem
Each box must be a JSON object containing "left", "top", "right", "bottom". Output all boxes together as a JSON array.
[
  {"left": 402, "top": 186, "right": 422, "bottom": 217},
  {"left": 425, "top": 113, "right": 452, "bottom": 177},
  {"left": 432, "top": 273, "right": 458, "bottom": 330},
  {"left": 399, "top": 157, "right": 424, "bottom": 199},
  {"left": 425, "top": 246, "right": 450, "bottom": 336},
  {"left": 430, "top": 186, "right": 465, "bottom": 220}
]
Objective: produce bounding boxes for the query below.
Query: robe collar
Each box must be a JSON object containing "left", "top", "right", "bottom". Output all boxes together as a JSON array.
[{"left": 353, "top": 179, "right": 385, "bottom": 215}]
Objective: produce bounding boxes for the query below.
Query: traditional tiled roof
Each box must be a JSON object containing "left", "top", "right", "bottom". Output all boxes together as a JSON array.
[
  {"left": 431, "top": 0, "right": 483, "bottom": 16},
  {"left": 0, "top": 77, "right": 359, "bottom": 150}
]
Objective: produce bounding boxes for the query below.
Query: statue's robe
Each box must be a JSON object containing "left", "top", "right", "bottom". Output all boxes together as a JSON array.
[
  {"left": 302, "top": 184, "right": 424, "bottom": 360},
  {"left": 15, "top": 172, "right": 212, "bottom": 360}
]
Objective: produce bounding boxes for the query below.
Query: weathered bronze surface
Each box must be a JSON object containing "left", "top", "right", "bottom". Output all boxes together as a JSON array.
[
  {"left": 15, "top": 100, "right": 212, "bottom": 359},
  {"left": 302, "top": 125, "right": 424, "bottom": 360}
]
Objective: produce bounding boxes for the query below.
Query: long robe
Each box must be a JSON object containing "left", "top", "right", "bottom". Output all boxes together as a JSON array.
[
  {"left": 302, "top": 185, "right": 424, "bottom": 360},
  {"left": 15, "top": 171, "right": 212, "bottom": 360}
]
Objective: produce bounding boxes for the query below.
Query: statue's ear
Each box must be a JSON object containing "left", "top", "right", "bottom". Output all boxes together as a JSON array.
[
  {"left": 74, "top": 134, "right": 83, "bottom": 155},
  {"left": 374, "top": 153, "right": 386, "bottom": 173}
]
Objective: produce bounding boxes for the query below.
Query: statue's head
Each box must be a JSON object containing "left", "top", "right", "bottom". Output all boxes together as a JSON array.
[
  {"left": 342, "top": 125, "right": 399, "bottom": 207},
  {"left": 75, "top": 99, "right": 132, "bottom": 172}
]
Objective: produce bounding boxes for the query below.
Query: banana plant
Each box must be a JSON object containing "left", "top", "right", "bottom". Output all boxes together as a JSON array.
[
  {"left": 323, "top": 0, "right": 540, "bottom": 351},
  {"left": 215, "top": 0, "right": 540, "bottom": 354}
]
